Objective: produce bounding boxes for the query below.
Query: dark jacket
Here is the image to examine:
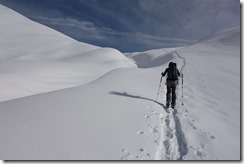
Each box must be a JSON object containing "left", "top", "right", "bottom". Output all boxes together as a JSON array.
[{"left": 162, "top": 68, "right": 180, "bottom": 80}]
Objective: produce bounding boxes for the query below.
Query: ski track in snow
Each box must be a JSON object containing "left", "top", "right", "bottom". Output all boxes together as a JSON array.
[
  {"left": 102, "top": 50, "right": 217, "bottom": 160},
  {"left": 152, "top": 51, "right": 217, "bottom": 160},
  {"left": 152, "top": 51, "right": 188, "bottom": 160},
  {"left": 121, "top": 51, "right": 190, "bottom": 160}
]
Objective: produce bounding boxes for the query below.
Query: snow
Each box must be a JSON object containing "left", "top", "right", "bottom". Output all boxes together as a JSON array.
[
  {"left": 0, "top": 5, "right": 136, "bottom": 102},
  {"left": 0, "top": 4, "right": 240, "bottom": 160}
]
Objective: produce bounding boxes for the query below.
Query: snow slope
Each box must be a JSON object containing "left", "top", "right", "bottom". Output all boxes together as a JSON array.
[
  {"left": 0, "top": 5, "right": 240, "bottom": 160},
  {"left": 125, "top": 47, "right": 184, "bottom": 68},
  {"left": 175, "top": 27, "right": 240, "bottom": 160},
  {"left": 0, "top": 5, "right": 136, "bottom": 102}
]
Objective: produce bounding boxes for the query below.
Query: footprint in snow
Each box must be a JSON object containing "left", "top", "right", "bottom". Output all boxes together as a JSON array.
[
  {"left": 152, "top": 127, "right": 159, "bottom": 134},
  {"left": 208, "top": 133, "right": 216, "bottom": 140},
  {"left": 144, "top": 114, "right": 150, "bottom": 119},
  {"left": 152, "top": 111, "right": 160, "bottom": 116},
  {"left": 147, "top": 124, "right": 160, "bottom": 134},
  {"left": 190, "top": 145, "right": 207, "bottom": 160},
  {"left": 204, "top": 132, "right": 216, "bottom": 140},
  {"left": 196, "top": 151, "right": 205, "bottom": 159},
  {"left": 190, "top": 123, "right": 197, "bottom": 130},
  {"left": 154, "top": 140, "right": 159, "bottom": 145},
  {"left": 135, "top": 155, "right": 140, "bottom": 159},
  {"left": 121, "top": 152, "right": 131, "bottom": 160},
  {"left": 147, "top": 153, "right": 151, "bottom": 157},
  {"left": 139, "top": 148, "right": 145, "bottom": 152},
  {"left": 137, "top": 130, "right": 144, "bottom": 135}
]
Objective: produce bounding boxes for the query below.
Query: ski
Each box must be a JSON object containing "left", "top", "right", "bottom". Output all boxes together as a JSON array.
[{"left": 166, "top": 106, "right": 175, "bottom": 113}]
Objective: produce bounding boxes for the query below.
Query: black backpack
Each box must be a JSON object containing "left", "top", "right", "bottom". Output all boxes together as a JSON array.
[{"left": 167, "top": 62, "right": 178, "bottom": 80}]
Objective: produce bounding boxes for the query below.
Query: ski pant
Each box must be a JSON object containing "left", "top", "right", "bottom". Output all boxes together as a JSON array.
[{"left": 166, "top": 80, "right": 178, "bottom": 106}]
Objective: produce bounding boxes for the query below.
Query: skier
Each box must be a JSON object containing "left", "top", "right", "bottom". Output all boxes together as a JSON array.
[{"left": 161, "top": 62, "right": 181, "bottom": 109}]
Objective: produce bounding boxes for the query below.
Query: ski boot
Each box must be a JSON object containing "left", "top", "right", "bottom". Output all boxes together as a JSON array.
[{"left": 166, "top": 102, "right": 170, "bottom": 108}]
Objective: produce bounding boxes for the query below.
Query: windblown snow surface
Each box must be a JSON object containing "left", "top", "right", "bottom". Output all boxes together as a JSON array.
[{"left": 0, "top": 5, "right": 240, "bottom": 160}]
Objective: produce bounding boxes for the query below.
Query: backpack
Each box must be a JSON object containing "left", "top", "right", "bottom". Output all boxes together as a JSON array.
[{"left": 167, "top": 62, "right": 178, "bottom": 80}]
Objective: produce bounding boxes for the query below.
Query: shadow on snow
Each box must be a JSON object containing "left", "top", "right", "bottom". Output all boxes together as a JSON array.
[{"left": 109, "top": 91, "right": 168, "bottom": 112}]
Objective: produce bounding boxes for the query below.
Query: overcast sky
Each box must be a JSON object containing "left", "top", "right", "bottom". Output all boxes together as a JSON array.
[{"left": 0, "top": 0, "right": 240, "bottom": 52}]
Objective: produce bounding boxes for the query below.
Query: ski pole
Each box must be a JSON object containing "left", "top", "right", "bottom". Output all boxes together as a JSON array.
[
  {"left": 181, "top": 73, "right": 184, "bottom": 106},
  {"left": 156, "top": 75, "right": 163, "bottom": 102}
]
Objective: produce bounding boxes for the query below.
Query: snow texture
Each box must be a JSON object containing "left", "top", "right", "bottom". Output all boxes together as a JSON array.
[{"left": 0, "top": 4, "right": 240, "bottom": 160}]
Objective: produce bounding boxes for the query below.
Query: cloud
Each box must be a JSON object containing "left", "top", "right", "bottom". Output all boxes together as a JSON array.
[
  {"left": 0, "top": 0, "right": 240, "bottom": 52},
  {"left": 36, "top": 17, "right": 95, "bottom": 30},
  {"left": 35, "top": 16, "right": 128, "bottom": 40},
  {"left": 132, "top": 32, "right": 194, "bottom": 44},
  {"left": 137, "top": 0, "right": 240, "bottom": 38}
]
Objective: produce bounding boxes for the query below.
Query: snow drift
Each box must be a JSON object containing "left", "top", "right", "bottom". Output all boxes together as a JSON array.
[
  {"left": 0, "top": 4, "right": 240, "bottom": 160},
  {"left": 0, "top": 5, "right": 136, "bottom": 102}
]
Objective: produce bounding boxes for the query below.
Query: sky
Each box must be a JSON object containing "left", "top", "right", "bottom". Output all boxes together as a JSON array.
[{"left": 0, "top": 0, "right": 240, "bottom": 52}]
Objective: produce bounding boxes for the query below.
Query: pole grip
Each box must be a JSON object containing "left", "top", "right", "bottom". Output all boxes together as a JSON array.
[{"left": 181, "top": 73, "right": 183, "bottom": 85}]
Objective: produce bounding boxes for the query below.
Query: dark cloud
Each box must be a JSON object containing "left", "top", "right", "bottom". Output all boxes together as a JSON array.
[{"left": 0, "top": 0, "right": 240, "bottom": 52}]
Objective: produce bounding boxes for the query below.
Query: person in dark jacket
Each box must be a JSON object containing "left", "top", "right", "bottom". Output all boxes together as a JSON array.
[{"left": 161, "top": 62, "right": 181, "bottom": 108}]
